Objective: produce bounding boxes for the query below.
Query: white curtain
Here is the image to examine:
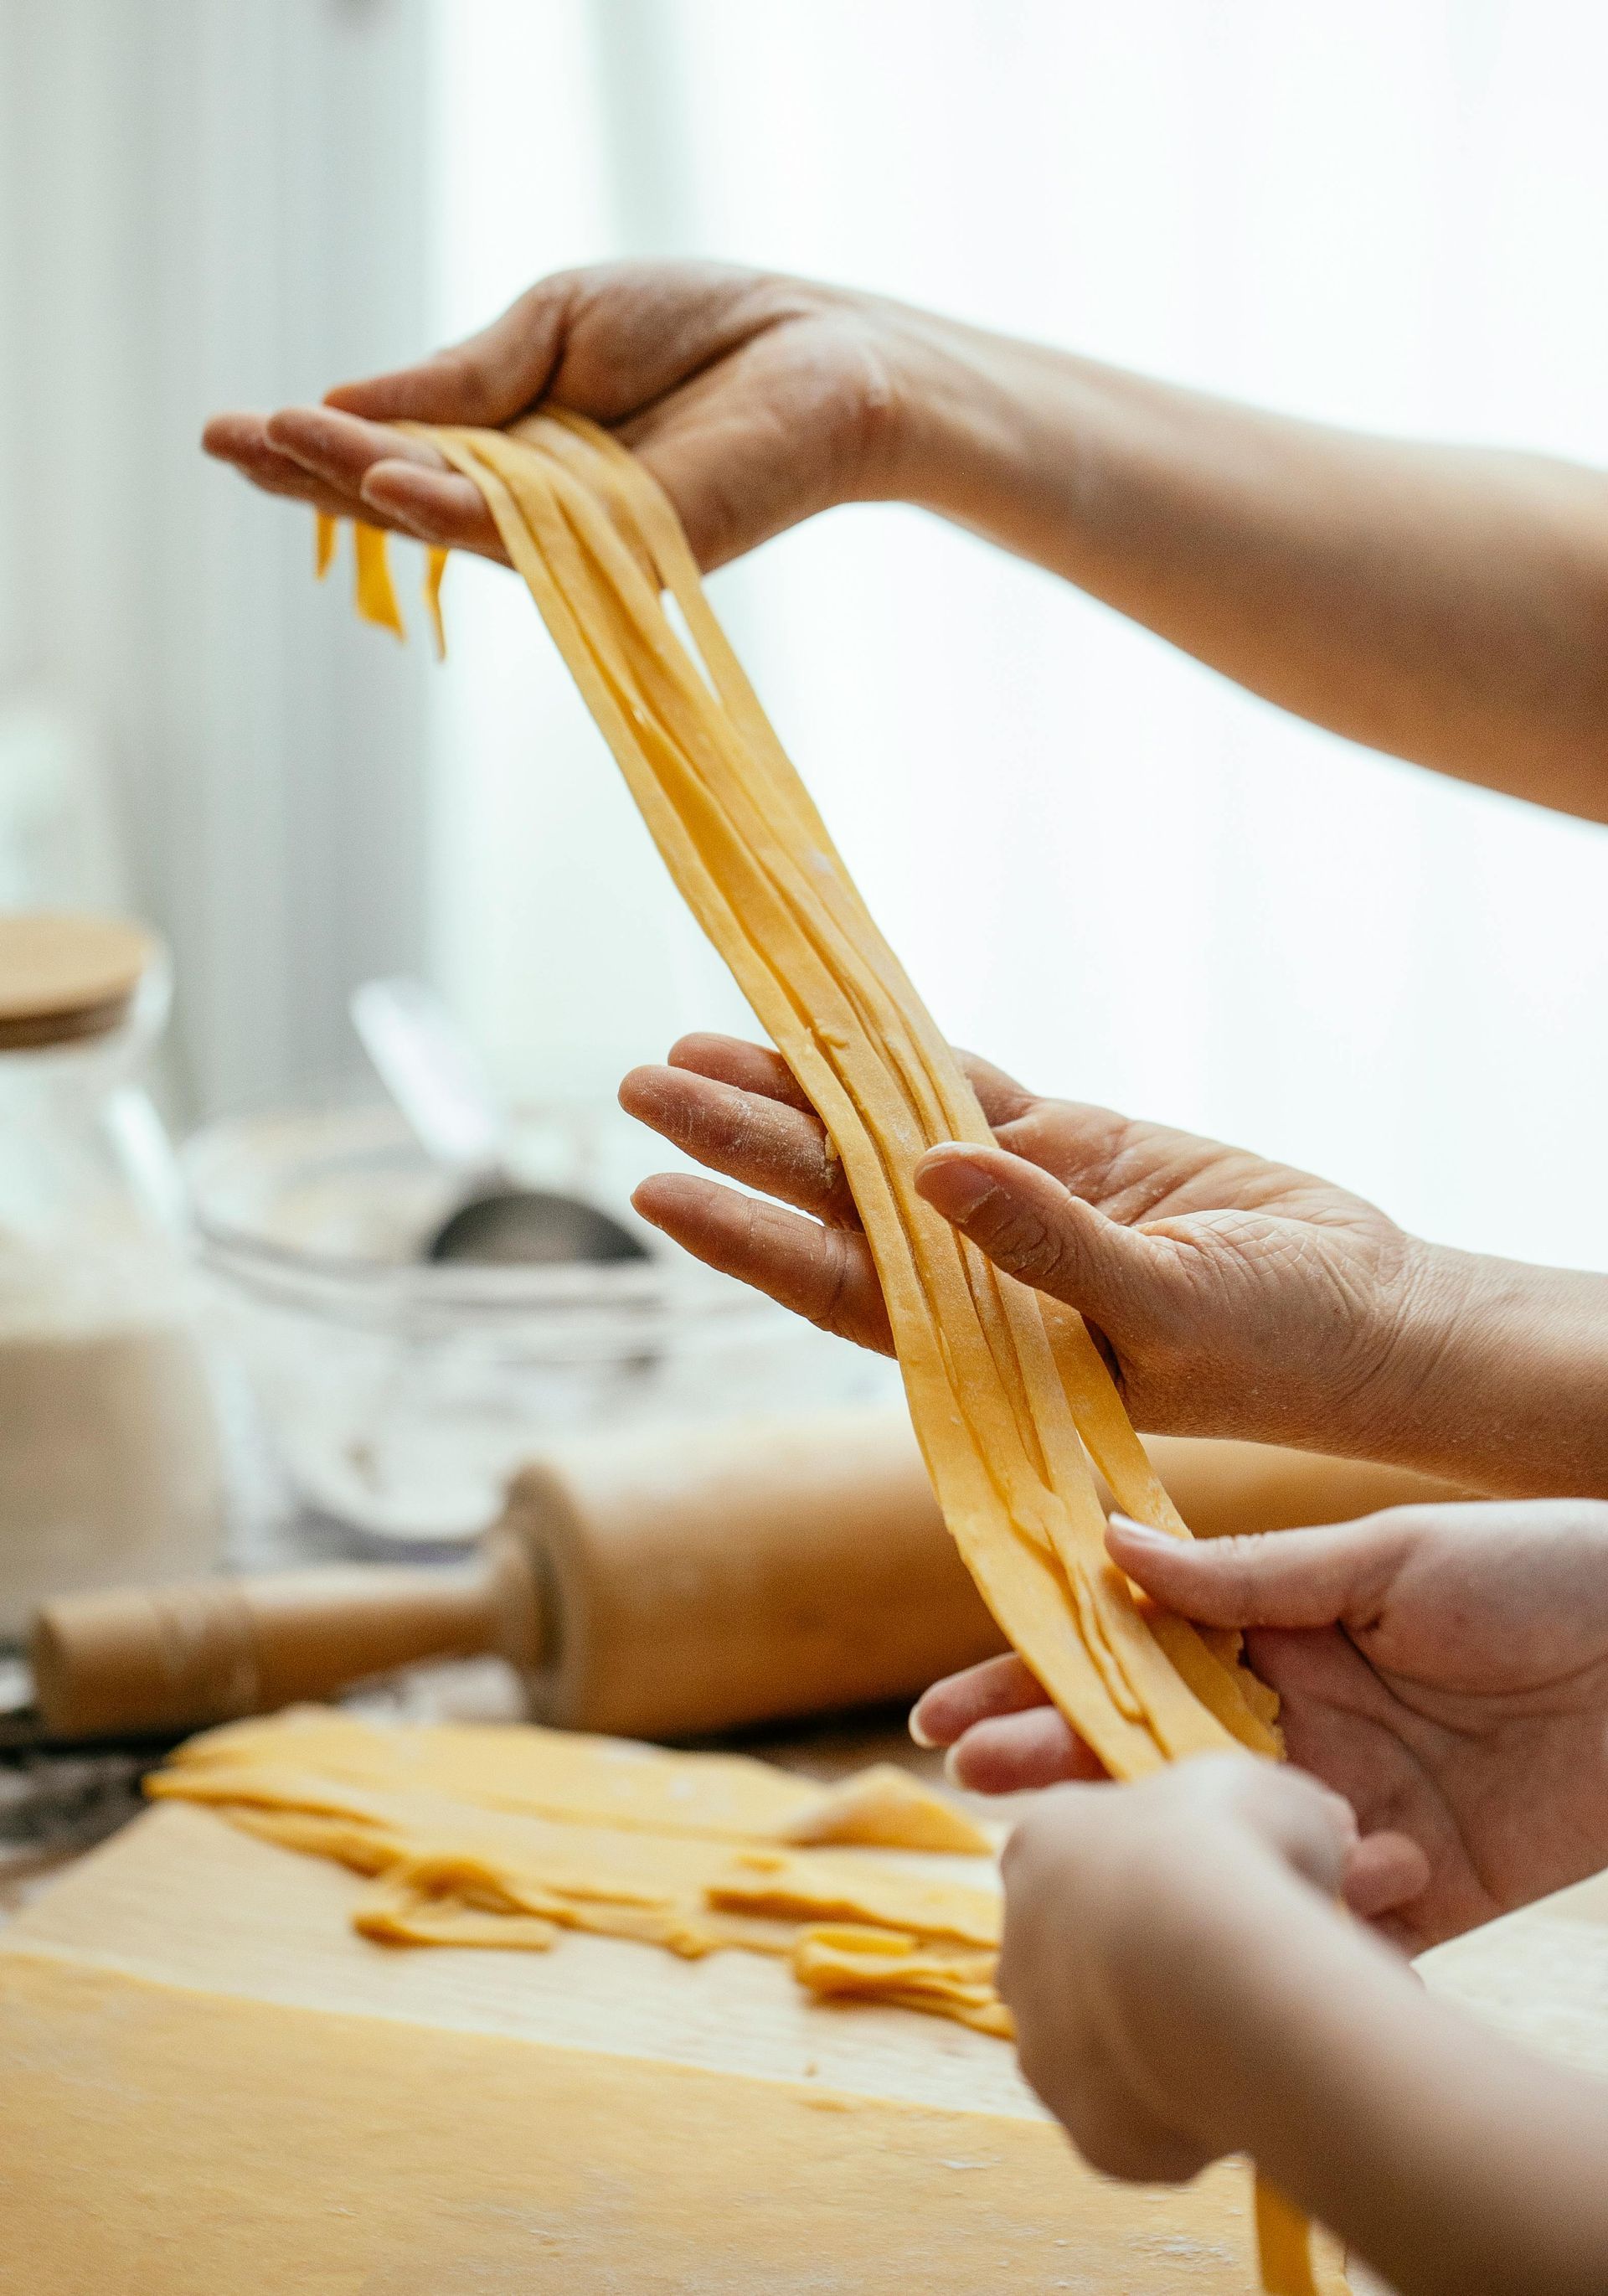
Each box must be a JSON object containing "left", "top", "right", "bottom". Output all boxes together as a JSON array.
[
  {"left": 0, "top": 0, "right": 439, "bottom": 1114},
  {"left": 433, "top": 0, "right": 1608, "bottom": 1274}
]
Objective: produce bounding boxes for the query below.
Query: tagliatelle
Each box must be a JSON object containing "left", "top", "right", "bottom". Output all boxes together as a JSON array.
[
  {"left": 322, "top": 419, "right": 1315, "bottom": 2290},
  {"left": 334, "top": 415, "right": 1278, "bottom": 1777}
]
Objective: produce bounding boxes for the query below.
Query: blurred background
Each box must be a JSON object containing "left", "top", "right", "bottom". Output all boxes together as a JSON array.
[{"left": 3, "top": 0, "right": 1607, "bottom": 1268}]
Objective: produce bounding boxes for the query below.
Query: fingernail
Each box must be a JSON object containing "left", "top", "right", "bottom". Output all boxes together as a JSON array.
[
  {"left": 942, "top": 1743, "right": 966, "bottom": 1788},
  {"left": 1108, "top": 1513, "right": 1167, "bottom": 1543},
  {"left": 908, "top": 1705, "right": 937, "bottom": 1749},
  {"left": 925, "top": 1157, "right": 997, "bottom": 1220}
]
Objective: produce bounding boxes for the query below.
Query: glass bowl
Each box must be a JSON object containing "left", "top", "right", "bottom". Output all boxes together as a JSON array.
[{"left": 183, "top": 1101, "right": 897, "bottom": 1545}]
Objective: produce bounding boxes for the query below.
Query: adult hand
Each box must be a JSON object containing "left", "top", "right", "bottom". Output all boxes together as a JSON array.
[
  {"left": 620, "top": 1031, "right": 1456, "bottom": 1462},
  {"left": 203, "top": 261, "right": 932, "bottom": 571},
  {"left": 997, "top": 1754, "right": 1356, "bottom": 2180},
  {"left": 919, "top": 1497, "right": 1608, "bottom": 1953}
]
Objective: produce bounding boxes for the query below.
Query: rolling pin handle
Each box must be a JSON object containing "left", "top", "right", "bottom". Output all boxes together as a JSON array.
[{"left": 30, "top": 1543, "right": 543, "bottom": 1741}]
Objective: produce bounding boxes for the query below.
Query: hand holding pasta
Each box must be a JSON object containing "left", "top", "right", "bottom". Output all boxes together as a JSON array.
[
  {"left": 920, "top": 1497, "right": 1608, "bottom": 1953},
  {"left": 621, "top": 1034, "right": 1452, "bottom": 1462},
  {"left": 203, "top": 262, "right": 923, "bottom": 574},
  {"left": 997, "top": 1755, "right": 1358, "bottom": 2183}
]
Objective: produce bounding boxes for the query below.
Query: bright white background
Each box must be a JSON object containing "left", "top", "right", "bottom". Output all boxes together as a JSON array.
[
  {"left": 430, "top": 0, "right": 1608, "bottom": 1272},
  {"left": 3, "top": 2, "right": 1606, "bottom": 1272}
]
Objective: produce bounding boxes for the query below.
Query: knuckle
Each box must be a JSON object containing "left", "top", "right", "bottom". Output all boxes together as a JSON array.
[
  {"left": 817, "top": 1128, "right": 853, "bottom": 1220},
  {"left": 804, "top": 1223, "right": 858, "bottom": 1338},
  {"left": 974, "top": 1200, "right": 1073, "bottom": 1287}
]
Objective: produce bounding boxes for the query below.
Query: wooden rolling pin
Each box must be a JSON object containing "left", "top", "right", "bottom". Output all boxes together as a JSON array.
[{"left": 29, "top": 1411, "right": 1465, "bottom": 1742}]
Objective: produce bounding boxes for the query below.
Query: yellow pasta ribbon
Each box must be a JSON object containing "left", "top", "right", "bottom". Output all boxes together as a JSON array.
[{"left": 314, "top": 423, "right": 1323, "bottom": 2293}]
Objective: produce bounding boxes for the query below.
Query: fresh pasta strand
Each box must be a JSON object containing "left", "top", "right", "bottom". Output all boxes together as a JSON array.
[
  {"left": 313, "top": 434, "right": 1321, "bottom": 2293},
  {"left": 316, "top": 458, "right": 1277, "bottom": 1770},
  {"left": 1255, "top": 2175, "right": 1325, "bottom": 2295},
  {"left": 353, "top": 519, "right": 404, "bottom": 637}
]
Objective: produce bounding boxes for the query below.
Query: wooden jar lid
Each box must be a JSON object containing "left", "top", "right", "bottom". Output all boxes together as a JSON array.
[{"left": 0, "top": 912, "right": 155, "bottom": 1051}]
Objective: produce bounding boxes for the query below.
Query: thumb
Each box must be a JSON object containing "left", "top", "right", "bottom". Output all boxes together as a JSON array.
[
  {"left": 915, "top": 1142, "right": 1162, "bottom": 1331},
  {"left": 325, "top": 278, "right": 573, "bottom": 427},
  {"left": 1106, "top": 1511, "right": 1414, "bottom": 1633}
]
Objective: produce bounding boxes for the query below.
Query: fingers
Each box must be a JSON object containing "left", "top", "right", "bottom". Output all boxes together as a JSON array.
[
  {"left": 619, "top": 1063, "right": 857, "bottom": 1226},
  {"left": 909, "top": 1654, "right": 1046, "bottom": 1747},
  {"left": 910, "top": 1655, "right": 1102, "bottom": 1792},
  {"left": 629, "top": 1174, "right": 893, "bottom": 1354},
  {"left": 204, "top": 407, "right": 507, "bottom": 560},
  {"left": 202, "top": 413, "right": 382, "bottom": 524},
  {"left": 1105, "top": 1511, "right": 1411, "bottom": 1634},
  {"left": 267, "top": 408, "right": 508, "bottom": 560},
  {"left": 915, "top": 1141, "right": 1160, "bottom": 1327},
  {"left": 1343, "top": 1829, "right": 1432, "bottom": 1923},
  {"left": 269, "top": 404, "right": 446, "bottom": 488},
  {"left": 947, "top": 1707, "right": 1106, "bottom": 1794},
  {"left": 951, "top": 1050, "right": 1038, "bottom": 1128},
  {"left": 355, "top": 462, "right": 507, "bottom": 557},
  {"left": 1233, "top": 1758, "right": 1358, "bottom": 1899},
  {"left": 621, "top": 1038, "right": 1046, "bottom": 1228}
]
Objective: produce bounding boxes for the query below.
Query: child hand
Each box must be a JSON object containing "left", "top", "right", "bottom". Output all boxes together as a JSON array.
[
  {"left": 997, "top": 1755, "right": 1355, "bottom": 2180},
  {"left": 621, "top": 1033, "right": 1459, "bottom": 1465},
  {"left": 918, "top": 1499, "right": 1608, "bottom": 1951}
]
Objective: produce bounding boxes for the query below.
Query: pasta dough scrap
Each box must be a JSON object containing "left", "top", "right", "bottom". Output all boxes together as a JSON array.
[
  {"left": 775, "top": 1764, "right": 992, "bottom": 1855},
  {"left": 1255, "top": 2176, "right": 1326, "bottom": 2296},
  {"left": 167, "top": 1708, "right": 987, "bottom": 1854},
  {"left": 791, "top": 1924, "right": 1015, "bottom": 2038},
  {"left": 151, "top": 1723, "right": 1002, "bottom": 2020},
  {"left": 423, "top": 542, "right": 448, "bottom": 657}
]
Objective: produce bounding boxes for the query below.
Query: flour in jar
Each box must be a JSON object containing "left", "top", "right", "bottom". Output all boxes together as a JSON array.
[{"left": 0, "top": 1239, "right": 224, "bottom": 1638}]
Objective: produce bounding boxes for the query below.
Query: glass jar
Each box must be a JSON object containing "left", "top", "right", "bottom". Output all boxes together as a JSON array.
[{"left": 0, "top": 915, "right": 225, "bottom": 1638}]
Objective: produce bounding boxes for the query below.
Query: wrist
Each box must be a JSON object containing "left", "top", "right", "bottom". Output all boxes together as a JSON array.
[
  {"left": 874, "top": 307, "right": 1079, "bottom": 539},
  {"left": 1340, "top": 1235, "right": 1486, "bottom": 1471},
  {"left": 1363, "top": 1244, "right": 1608, "bottom": 1497}
]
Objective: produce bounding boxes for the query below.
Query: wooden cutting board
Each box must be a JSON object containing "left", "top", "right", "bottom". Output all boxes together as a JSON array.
[{"left": 0, "top": 1799, "right": 1603, "bottom": 2293}]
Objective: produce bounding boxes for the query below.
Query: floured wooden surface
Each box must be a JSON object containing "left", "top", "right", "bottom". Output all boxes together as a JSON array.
[
  {"left": 0, "top": 1947, "right": 1278, "bottom": 2296},
  {"left": 1417, "top": 1863, "right": 1608, "bottom": 2082},
  {"left": 3, "top": 1798, "right": 1601, "bottom": 2293},
  {"left": 0, "top": 1803, "right": 1309, "bottom": 2293}
]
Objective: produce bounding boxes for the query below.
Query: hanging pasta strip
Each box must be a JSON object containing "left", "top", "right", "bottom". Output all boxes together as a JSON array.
[
  {"left": 504, "top": 433, "right": 1203, "bottom": 1732},
  {"left": 508, "top": 430, "right": 1276, "bottom": 1753},
  {"left": 353, "top": 520, "right": 405, "bottom": 637},
  {"left": 317, "top": 447, "right": 1318, "bottom": 2288},
  {"left": 317, "top": 439, "right": 1280, "bottom": 1785},
  {"left": 428, "top": 430, "right": 1185, "bottom": 1768}
]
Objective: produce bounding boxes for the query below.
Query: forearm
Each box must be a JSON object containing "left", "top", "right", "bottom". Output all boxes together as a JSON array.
[
  {"left": 1373, "top": 1247, "right": 1608, "bottom": 1498},
  {"left": 1141, "top": 1870, "right": 1608, "bottom": 2296},
  {"left": 886, "top": 310, "right": 1608, "bottom": 820}
]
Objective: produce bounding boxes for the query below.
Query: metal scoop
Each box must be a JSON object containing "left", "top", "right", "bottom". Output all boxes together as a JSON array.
[{"left": 349, "top": 978, "right": 648, "bottom": 1268}]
